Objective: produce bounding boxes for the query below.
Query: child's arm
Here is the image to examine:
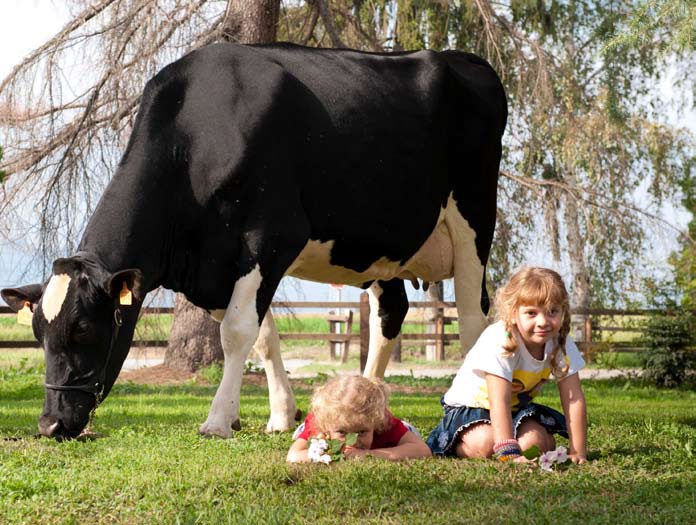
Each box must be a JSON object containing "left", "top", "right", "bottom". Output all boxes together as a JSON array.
[
  {"left": 286, "top": 438, "right": 311, "bottom": 463},
  {"left": 486, "top": 373, "right": 530, "bottom": 463},
  {"left": 343, "top": 431, "right": 432, "bottom": 461},
  {"left": 558, "top": 373, "right": 587, "bottom": 464},
  {"left": 486, "top": 373, "right": 514, "bottom": 442}
]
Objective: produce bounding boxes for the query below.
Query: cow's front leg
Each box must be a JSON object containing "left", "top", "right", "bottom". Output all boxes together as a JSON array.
[
  {"left": 362, "top": 279, "right": 408, "bottom": 379},
  {"left": 252, "top": 310, "right": 298, "bottom": 432},
  {"left": 199, "top": 265, "right": 264, "bottom": 438}
]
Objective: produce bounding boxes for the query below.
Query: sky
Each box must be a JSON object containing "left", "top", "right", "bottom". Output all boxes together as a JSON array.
[{"left": 0, "top": 1, "right": 694, "bottom": 306}]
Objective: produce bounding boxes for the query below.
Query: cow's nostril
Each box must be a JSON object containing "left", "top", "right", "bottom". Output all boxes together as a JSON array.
[
  {"left": 39, "top": 420, "right": 60, "bottom": 438},
  {"left": 46, "top": 422, "right": 59, "bottom": 436}
]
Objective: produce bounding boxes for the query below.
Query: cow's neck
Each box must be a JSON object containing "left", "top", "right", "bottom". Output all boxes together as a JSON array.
[{"left": 77, "top": 173, "right": 172, "bottom": 295}]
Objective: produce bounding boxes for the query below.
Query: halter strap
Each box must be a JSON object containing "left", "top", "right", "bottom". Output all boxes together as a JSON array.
[{"left": 44, "top": 307, "right": 123, "bottom": 403}]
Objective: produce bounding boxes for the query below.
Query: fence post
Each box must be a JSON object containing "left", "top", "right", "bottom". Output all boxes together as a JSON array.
[
  {"left": 340, "top": 310, "right": 353, "bottom": 363},
  {"left": 436, "top": 315, "right": 445, "bottom": 361},
  {"left": 391, "top": 335, "right": 402, "bottom": 363},
  {"left": 328, "top": 310, "right": 338, "bottom": 360},
  {"left": 425, "top": 282, "right": 444, "bottom": 361},
  {"left": 584, "top": 316, "right": 592, "bottom": 344},
  {"left": 359, "top": 292, "right": 370, "bottom": 373}
]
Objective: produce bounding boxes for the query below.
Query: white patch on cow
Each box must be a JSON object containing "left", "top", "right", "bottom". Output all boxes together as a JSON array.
[
  {"left": 41, "top": 274, "right": 72, "bottom": 323},
  {"left": 285, "top": 206, "right": 457, "bottom": 287},
  {"left": 286, "top": 239, "right": 404, "bottom": 285},
  {"left": 200, "top": 265, "right": 264, "bottom": 438},
  {"left": 444, "top": 194, "right": 488, "bottom": 354},
  {"left": 400, "top": 206, "right": 452, "bottom": 282}
]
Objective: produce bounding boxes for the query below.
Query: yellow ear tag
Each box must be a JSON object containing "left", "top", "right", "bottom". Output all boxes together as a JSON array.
[
  {"left": 119, "top": 282, "right": 133, "bottom": 306},
  {"left": 17, "top": 302, "right": 33, "bottom": 326}
]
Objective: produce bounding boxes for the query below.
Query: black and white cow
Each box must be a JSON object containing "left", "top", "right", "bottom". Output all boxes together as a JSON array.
[{"left": 1, "top": 43, "right": 506, "bottom": 440}]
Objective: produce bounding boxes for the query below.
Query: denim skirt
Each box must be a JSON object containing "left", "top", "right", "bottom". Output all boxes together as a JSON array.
[{"left": 426, "top": 400, "right": 568, "bottom": 457}]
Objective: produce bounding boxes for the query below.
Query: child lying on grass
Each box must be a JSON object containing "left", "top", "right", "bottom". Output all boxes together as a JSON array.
[{"left": 287, "top": 375, "right": 431, "bottom": 462}]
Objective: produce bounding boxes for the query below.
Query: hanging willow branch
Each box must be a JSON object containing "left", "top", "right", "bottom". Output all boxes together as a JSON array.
[{"left": 0, "top": 0, "right": 223, "bottom": 265}]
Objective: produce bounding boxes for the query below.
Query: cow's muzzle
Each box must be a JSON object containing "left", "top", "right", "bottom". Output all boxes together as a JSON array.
[{"left": 38, "top": 416, "right": 81, "bottom": 441}]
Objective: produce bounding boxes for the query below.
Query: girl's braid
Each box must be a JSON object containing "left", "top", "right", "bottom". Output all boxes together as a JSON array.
[
  {"left": 502, "top": 320, "right": 517, "bottom": 354},
  {"left": 550, "top": 306, "right": 571, "bottom": 377}
]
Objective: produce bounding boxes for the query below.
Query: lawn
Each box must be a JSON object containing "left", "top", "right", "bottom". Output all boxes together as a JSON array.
[{"left": 1, "top": 356, "right": 695, "bottom": 524}]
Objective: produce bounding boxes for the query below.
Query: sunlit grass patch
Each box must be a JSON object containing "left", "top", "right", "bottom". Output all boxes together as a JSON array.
[{"left": 2, "top": 367, "right": 695, "bottom": 524}]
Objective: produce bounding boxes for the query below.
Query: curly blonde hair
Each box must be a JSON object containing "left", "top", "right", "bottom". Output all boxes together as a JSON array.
[
  {"left": 310, "top": 375, "right": 390, "bottom": 434},
  {"left": 494, "top": 267, "right": 571, "bottom": 377}
]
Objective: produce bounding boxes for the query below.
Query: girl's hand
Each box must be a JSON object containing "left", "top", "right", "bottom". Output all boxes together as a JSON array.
[
  {"left": 512, "top": 455, "right": 534, "bottom": 464},
  {"left": 343, "top": 446, "right": 369, "bottom": 460},
  {"left": 569, "top": 453, "right": 587, "bottom": 465}
]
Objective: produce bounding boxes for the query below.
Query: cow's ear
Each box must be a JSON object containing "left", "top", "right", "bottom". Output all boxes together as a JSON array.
[
  {"left": 106, "top": 269, "right": 144, "bottom": 305},
  {"left": 1, "top": 284, "right": 44, "bottom": 312},
  {"left": 53, "top": 257, "right": 84, "bottom": 275}
]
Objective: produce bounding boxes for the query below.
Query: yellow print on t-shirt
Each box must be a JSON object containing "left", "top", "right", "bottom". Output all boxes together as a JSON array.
[{"left": 510, "top": 368, "right": 552, "bottom": 408}]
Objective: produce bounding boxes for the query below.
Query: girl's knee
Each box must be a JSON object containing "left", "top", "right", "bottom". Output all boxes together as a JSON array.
[
  {"left": 517, "top": 420, "right": 555, "bottom": 451},
  {"left": 456, "top": 423, "right": 494, "bottom": 458}
]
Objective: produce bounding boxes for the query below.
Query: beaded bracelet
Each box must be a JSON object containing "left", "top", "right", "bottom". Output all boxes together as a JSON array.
[
  {"left": 493, "top": 439, "right": 518, "bottom": 452},
  {"left": 493, "top": 439, "right": 522, "bottom": 462}
]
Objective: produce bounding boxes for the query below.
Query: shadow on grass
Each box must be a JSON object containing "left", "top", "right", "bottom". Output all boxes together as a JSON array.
[
  {"left": 676, "top": 417, "right": 696, "bottom": 428},
  {"left": 606, "top": 445, "right": 664, "bottom": 457}
]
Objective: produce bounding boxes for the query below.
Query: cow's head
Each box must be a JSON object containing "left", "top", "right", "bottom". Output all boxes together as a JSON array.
[{"left": 1, "top": 254, "right": 142, "bottom": 440}]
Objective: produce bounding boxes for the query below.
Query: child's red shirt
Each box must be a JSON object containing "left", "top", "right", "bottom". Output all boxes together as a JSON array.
[{"left": 294, "top": 412, "right": 409, "bottom": 448}]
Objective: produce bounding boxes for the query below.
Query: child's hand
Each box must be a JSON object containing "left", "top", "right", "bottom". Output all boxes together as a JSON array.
[
  {"left": 512, "top": 455, "right": 534, "bottom": 464},
  {"left": 343, "top": 446, "right": 369, "bottom": 460},
  {"left": 569, "top": 453, "right": 587, "bottom": 464}
]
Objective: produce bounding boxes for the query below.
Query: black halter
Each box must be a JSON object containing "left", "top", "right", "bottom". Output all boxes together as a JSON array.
[{"left": 44, "top": 307, "right": 123, "bottom": 403}]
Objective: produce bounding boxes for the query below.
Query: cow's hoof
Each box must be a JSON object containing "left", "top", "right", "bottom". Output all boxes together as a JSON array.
[
  {"left": 199, "top": 422, "right": 233, "bottom": 439},
  {"left": 265, "top": 418, "right": 294, "bottom": 433}
]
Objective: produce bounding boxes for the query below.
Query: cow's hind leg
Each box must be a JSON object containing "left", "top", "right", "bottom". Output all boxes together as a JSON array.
[
  {"left": 444, "top": 200, "right": 489, "bottom": 354},
  {"left": 200, "top": 266, "right": 264, "bottom": 438},
  {"left": 252, "top": 310, "right": 298, "bottom": 432},
  {"left": 363, "top": 279, "right": 408, "bottom": 379}
]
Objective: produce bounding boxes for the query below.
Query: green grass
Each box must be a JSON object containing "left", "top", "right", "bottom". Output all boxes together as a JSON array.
[
  {"left": 0, "top": 313, "right": 175, "bottom": 343},
  {"left": 0, "top": 316, "right": 35, "bottom": 341},
  {"left": 1, "top": 358, "right": 695, "bottom": 524}
]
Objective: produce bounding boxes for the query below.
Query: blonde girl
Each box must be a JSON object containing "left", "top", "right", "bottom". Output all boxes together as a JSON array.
[
  {"left": 426, "top": 267, "right": 588, "bottom": 463},
  {"left": 287, "top": 375, "right": 431, "bottom": 462}
]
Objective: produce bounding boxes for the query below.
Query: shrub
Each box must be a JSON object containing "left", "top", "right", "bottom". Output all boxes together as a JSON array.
[{"left": 641, "top": 312, "right": 696, "bottom": 387}]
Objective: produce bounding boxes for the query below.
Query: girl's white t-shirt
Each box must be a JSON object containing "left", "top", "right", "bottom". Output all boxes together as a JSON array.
[{"left": 443, "top": 320, "right": 585, "bottom": 410}]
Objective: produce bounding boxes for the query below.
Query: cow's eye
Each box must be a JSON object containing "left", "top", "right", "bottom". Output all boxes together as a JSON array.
[{"left": 72, "top": 325, "right": 96, "bottom": 345}]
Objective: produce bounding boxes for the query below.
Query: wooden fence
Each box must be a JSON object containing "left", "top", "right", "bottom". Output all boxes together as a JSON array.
[{"left": 0, "top": 300, "right": 666, "bottom": 366}]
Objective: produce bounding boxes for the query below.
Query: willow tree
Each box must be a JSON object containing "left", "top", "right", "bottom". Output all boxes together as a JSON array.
[{"left": 605, "top": 0, "right": 696, "bottom": 309}]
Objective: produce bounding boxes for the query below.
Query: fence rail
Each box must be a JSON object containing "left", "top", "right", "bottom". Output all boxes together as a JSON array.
[{"left": 0, "top": 301, "right": 671, "bottom": 363}]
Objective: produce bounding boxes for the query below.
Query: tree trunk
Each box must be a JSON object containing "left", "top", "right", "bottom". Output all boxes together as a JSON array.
[
  {"left": 164, "top": 0, "right": 280, "bottom": 371},
  {"left": 563, "top": 172, "right": 591, "bottom": 344},
  {"left": 222, "top": 0, "right": 279, "bottom": 43},
  {"left": 164, "top": 294, "right": 224, "bottom": 371}
]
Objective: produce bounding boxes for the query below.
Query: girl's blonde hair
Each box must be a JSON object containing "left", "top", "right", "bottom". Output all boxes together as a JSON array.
[
  {"left": 311, "top": 375, "right": 390, "bottom": 434},
  {"left": 494, "top": 267, "right": 571, "bottom": 376}
]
